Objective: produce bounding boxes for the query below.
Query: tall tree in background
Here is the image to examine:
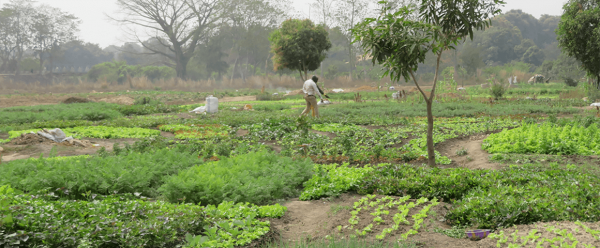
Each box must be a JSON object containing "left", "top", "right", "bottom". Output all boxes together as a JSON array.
[
  {"left": 2, "top": 0, "right": 36, "bottom": 75},
  {"left": 269, "top": 19, "right": 332, "bottom": 81},
  {"left": 112, "top": 0, "right": 225, "bottom": 79},
  {"left": 311, "top": 0, "right": 336, "bottom": 28},
  {"left": 557, "top": 0, "right": 600, "bottom": 89},
  {"left": 353, "top": 0, "right": 504, "bottom": 166},
  {"left": 30, "top": 5, "right": 79, "bottom": 74},
  {"left": 335, "top": 0, "right": 368, "bottom": 80}
]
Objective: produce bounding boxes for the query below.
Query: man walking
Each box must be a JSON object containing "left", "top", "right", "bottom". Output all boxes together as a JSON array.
[{"left": 300, "top": 75, "right": 323, "bottom": 118}]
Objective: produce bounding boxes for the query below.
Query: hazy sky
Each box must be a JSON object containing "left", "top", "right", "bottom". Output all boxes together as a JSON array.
[{"left": 28, "top": 0, "right": 568, "bottom": 49}]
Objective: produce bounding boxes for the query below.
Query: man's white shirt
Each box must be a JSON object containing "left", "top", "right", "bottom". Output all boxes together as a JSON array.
[{"left": 302, "top": 79, "right": 322, "bottom": 99}]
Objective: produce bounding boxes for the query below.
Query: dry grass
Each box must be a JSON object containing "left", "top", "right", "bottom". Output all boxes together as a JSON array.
[{"left": 0, "top": 74, "right": 391, "bottom": 94}]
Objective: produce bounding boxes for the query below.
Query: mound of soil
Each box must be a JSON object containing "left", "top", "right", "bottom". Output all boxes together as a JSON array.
[
  {"left": 62, "top": 97, "right": 91, "bottom": 104},
  {"left": 97, "top": 96, "right": 135, "bottom": 105},
  {"left": 8, "top": 133, "right": 53, "bottom": 145}
]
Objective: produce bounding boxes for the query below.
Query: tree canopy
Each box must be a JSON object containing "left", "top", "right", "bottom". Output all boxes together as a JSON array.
[
  {"left": 557, "top": 0, "right": 600, "bottom": 88},
  {"left": 269, "top": 19, "right": 332, "bottom": 81}
]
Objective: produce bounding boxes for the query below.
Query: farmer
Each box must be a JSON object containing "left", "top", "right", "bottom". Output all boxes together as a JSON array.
[{"left": 300, "top": 75, "right": 324, "bottom": 118}]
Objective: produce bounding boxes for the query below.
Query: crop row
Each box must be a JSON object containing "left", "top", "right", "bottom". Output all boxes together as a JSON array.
[
  {"left": 300, "top": 163, "right": 600, "bottom": 229},
  {"left": 0, "top": 185, "right": 286, "bottom": 248}
]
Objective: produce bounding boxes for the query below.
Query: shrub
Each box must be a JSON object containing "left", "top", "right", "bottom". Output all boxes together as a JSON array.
[
  {"left": 159, "top": 150, "right": 314, "bottom": 205},
  {"left": 490, "top": 83, "right": 506, "bottom": 99},
  {"left": 564, "top": 77, "right": 578, "bottom": 87}
]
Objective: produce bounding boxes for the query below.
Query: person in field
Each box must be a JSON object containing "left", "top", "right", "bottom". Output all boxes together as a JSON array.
[{"left": 300, "top": 75, "right": 323, "bottom": 118}]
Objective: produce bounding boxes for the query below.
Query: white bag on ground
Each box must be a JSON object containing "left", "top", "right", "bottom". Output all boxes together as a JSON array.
[
  {"left": 318, "top": 100, "right": 332, "bottom": 105},
  {"left": 189, "top": 106, "right": 206, "bottom": 114},
  {"left": 37, "top": 128, "right": 72, "bottom": 143},
  {"left": 590, "top": 102, "right": 600, "bottom": 107},
  {"left": 332, "top": 89, "right": 344, "bottom": 93}
]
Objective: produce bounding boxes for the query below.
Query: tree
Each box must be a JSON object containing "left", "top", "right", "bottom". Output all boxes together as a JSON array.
[
  {"left": 459, "top": 43, "right": 484, "bottom": 75},
  {"left": 29, "top": 4, "right": 79, "bottom": 74},
  {"left": 269, "top": 19, "right": 332, "bottom": 81},
  {"left": 334, "top": 0, "right": 368, "bottom": 80},
  {"left": 2, "top": 0, "right": 36, "bottom": 75},
  {"left": 521, "top": 45, "right": 545, "bottom": 66},
  {"left": 112, "top": 0, "right": 225, "bottom": 79},
  {"left": 311, "top": 0, "right": 336, "bottom": 28},
  {"left": 557, "top": 0, "right": 600, "bottom": 89},
  {"left": 353, "top": 0, "right": 503, "bottom": 166}
]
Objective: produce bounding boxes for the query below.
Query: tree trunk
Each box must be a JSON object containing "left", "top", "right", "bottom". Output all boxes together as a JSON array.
[
  {"left": 299, "top": 70, "right": 305, "bottom": 81},
  {"left": 231, "top": 57, "right": 239, "bottom": 83},
  {"left": 425, "top": 99, "right": 435, "bottom": 166}
]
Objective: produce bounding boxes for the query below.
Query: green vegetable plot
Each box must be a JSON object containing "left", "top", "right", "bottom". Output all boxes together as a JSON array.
[
  {"left": 0, "top": 185, "right": 286, "bottom": 248},
  {"left": 159, "top": 150, "right": 314, "bottom": 205},
  {"left": 7, "top": 126, "right": 160, "bottom": 140},
  {"left": 159, "top": 124, "right": 230, "bottom": 139},
  {"left": 483, "top": 122, "right": 600, "bottom": 155}
]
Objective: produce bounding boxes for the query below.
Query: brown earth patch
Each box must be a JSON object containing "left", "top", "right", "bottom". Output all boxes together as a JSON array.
[
  {"left": 160, "top": 131, "right": 175, "bottom": 138},
  {"left": 1, "top": 137, "right": 139, "bottom": 162},
  {"left": 262, "top": 140, "right": 282, "bottom": 153},
  {"left": 97, "top": 95, "right": 135, "bottom": 105},
  {"left": 270, "top": 193, "right": 481, "bottom": 247},
  {"left": 310, "top": 130, "right": 337, "bottom": 139},
  {"left": 436, "top": 134, "right": 503, "bottom": 170},
  {"left": 236, "top": 129, "right": 249, "bottom": 137}
]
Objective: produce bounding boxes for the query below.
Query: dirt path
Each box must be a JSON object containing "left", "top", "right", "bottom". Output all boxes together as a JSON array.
[
  {"left": 436, "top": 134, "right": 504, "bottom": 170},
  {"left": 1, "top": 138, "right": 139, "bottom": 162}
]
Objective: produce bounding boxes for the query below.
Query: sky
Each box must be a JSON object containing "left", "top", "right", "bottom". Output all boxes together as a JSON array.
[{"left": 24, "top": 0, "right": 568, "bottom": 49}]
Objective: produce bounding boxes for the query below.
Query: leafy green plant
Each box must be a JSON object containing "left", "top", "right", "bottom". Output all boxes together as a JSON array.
[
  {"left": 159, "top": 150, "right": 314, "bottom": 205},
  {"left": 483, "top": 122, "right": 600, "bottom": 155},
  {"left": 455, "top": 147, "right": 468, "bottom": 156},
  {"left": 0, "top": 149, "right": 202, "bottom": 199},
  {"left": 490, "top": 83, "right": 507, "bottom": 99}
]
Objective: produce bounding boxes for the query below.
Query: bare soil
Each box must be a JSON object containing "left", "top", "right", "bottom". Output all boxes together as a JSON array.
[
  {"left": 436, "top": 134, "right": 504, "bottom": 170},
  {"left": 270, "top": 193, "right": 478, "bottom": 247},
  {"left": 1, "top": 137, "right": 139, "bottom": 162}
]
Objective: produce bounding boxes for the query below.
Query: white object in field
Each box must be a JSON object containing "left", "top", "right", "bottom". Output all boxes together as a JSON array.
[
  {"left": 457, "top": 87, "right": 466, "bottom": 91},
  {"left": 189, "top": 106, "right": 206, "bottom": 114},
  {"left": 392, "top": 91, "right": 400, "bottom": 99},
  {"left": 389, "top": 86, "right": 395, "bottom": 90},
  {"left": 332, "top": 89, "right": 344, "bottom": 93},
  {"left": 37, "top": 128, "right": 73, "bottom": 143},
  {"left": 206, "top": 95, "right": 219, "bottom": 113},
  {"left": 273, "top": 93, "right": 279, "bottom": 96},
  {"left": 318, "top": 100, "right": 331, "bottom": 105},
  {"left": 590, "top": 102, "right": 600, "bottom": 107}
]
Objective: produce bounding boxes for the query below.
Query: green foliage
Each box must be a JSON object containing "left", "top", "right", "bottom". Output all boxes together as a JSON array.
[
  {"left": 0, "top": 187, "right": 284, "bottom": 248},
  {"left": 557, "top": 0, "right": 600, "bottom": 89},
  {"left": 564, "top": 77, "right": 578, "bottom": 87},
  {"left": 483, "top": 122, "right": 600, "bottom": 155},
  {"left": 300, "top": 163, "right": 375, "bottom": 200},
  {"left": 159, "top": 150, "right": 314, "bottom": 205},
  {"left": 8, "top": 126, "right": 160, "bottom": 140},
  {"left": 0, "top": 148, "right": 202, "bottom": 198},
  {"left": 303, "top": 162, "right": 600, "bottom": 229},
  {"left": 0, "top": 102, "right": 123, "bottom": 125},
  {"left": 269, "top": 19, "right": 332, "bottom": 77},
  {"left": 490, "top": 83, "right": 507, "bottom": 99}
]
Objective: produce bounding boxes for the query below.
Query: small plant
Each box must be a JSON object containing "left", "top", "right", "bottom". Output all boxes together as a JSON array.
[
  {"left": 465, "top": 156, "right": 473, "bottom": 162},
  {"left": 455, "top": 147, "right": 468, "bottom": 156},
  {"left": 490, "top": 83, "right": 507, "bottom": 100}
]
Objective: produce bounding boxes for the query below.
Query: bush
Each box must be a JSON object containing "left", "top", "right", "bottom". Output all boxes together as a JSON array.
[
  {"left": 490, "top": 83, "right": 506, "bottom": 99},
  {"left": 159, "top": 150, "right": 314, "bottom": 205},
  {"left": 0, "top": 149, "right": 202, "bottom": 198},
  {"left": 564, "top": 77, "right": 579, "bottom": 87}
]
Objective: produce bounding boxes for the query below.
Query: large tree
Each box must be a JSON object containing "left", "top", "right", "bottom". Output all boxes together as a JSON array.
[
  {"left": 353, "top": 0, "right": 504, "bottom": 166},
  {"left": 334, "top": 0, "right": 368, "bottom": 80},
  {"left": 112, "top": 0, "right": 225, "bottom": 79},
  {"left": 30, "top": 4, "right": 79, "bottom": 74},
  {"left": 557, "top": 0, "right": 600, "bottom": 89},
  {"left": 269, "top": 19, "right": 332, "bottom": 81}
]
